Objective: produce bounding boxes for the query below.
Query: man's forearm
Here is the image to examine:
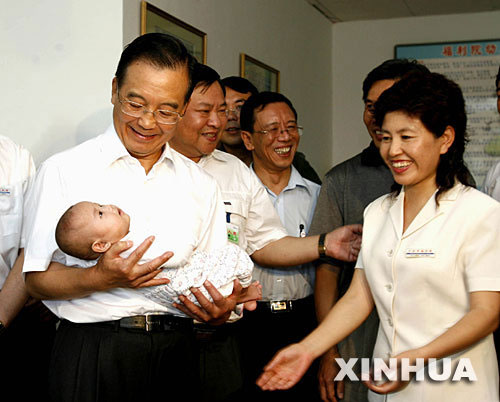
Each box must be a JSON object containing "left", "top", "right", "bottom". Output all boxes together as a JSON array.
[
  {"left": 315, "top": 263, "right": 341, "bottom": 322},
  {"left": 0, "top": 250, "right": 29, "bottom": 326},
  {"left": 25, "top": 262, "right": 105, "bottom": 300},
  {"left": 251, "top": 235, "right": 319, "bottom": 267},
  {"left": 251, "top": 225, "right": 361, "bottom": 268}
]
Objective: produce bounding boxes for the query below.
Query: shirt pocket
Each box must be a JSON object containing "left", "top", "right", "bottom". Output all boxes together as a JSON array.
[
  {"left": 224, "top": 198, "right": 249, "bottom": 227},
  {"left": 223, "top": 198, "right": 249, "bottom": 247},
  {"left": 0, "top": 184, "right": 22, "bottom": 237},
  {"left": 0, "top": 185, "right": 16, "bottom": 214},
  {"left": 0, "top": 213, "right": 22, "bottom": 268}
]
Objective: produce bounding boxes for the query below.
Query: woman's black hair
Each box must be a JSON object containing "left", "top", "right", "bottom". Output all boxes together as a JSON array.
[{"left": 374, "top": 71, "right": 474, "bottom": 202}]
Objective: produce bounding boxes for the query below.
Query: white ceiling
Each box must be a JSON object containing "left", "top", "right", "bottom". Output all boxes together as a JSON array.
[{"left": 307, "top": 0, "right": 500, "bottom": 22}]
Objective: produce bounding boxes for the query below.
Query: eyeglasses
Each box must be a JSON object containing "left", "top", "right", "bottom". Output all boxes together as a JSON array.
[
  {"left": 117, "top": 92, "right": 182, "bottom": 125},
  {"left": 254, "top": 124, "right": 303, "bottom": 138}
]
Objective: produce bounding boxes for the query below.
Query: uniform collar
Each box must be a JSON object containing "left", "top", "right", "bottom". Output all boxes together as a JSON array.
[
  {"left": 203, "top": 149, "right": 227, "bottom": 163},
  {"left": 98, "top": 124, "right": 174, "bottom": 168},
  {"left": 387, "top": 183, "right": 466, "bottom": 238}
]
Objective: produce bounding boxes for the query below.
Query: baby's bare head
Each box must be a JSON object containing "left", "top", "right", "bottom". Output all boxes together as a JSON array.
[{"left": 55, "top": 201, "right": 130, "bottom": 260}]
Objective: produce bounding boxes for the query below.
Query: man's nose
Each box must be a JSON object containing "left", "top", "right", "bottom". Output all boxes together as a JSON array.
[
  {"left": 208, "top": 111, "right": 223, "bottom": 128},
  {"left": 137, "top": 111, "right": 157, "bottom": 129},
  {"left": 277, "top": 126, "right": 291, "bottom": 141},
  {"left": 227, "top": 109, "right": 238, "bottom": 121}
]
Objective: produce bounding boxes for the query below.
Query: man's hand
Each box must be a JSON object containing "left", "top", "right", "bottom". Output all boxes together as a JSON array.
[
  {"left": 318, "top": 348, "right": 344, "bottom": 402},
  {"left": 325, "top": 224, "right": 362, "bottom": 262},
  {"left": 174, "top": 279, "right": 244, "bottom": 325},
  {"left": 92, "top": 236, "right": 173, "bottom": 290}
]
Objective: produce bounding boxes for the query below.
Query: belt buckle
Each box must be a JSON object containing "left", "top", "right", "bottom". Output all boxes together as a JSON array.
[
  {"left": 270, "top": 301, "right": 288, "bottom": 313},
  {"left": 145, "top": 314, "right": 161, "bottom": 332}
]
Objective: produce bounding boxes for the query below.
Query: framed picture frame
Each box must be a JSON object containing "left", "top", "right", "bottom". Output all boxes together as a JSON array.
[
  {"left": 240, "top": 53, "right": 280, "bottom": 92},
  {"left": 140, "top": 1, "right": 207, "bottom": 64},
  {"left": 394, "top": 39, "right": 500, "bottom": 186}
]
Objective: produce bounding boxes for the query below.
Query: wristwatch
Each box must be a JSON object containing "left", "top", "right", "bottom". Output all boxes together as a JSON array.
[{"left": 318, "top": 233, "right": 327, "bottom": 258}]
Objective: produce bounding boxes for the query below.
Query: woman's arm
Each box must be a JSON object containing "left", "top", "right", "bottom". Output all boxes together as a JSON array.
[
  {"left": 257, "top": 269, "right": 375, "bottom": 391},
  {"left": 366, "top": 290, "right": 500, "bottom": 394}
]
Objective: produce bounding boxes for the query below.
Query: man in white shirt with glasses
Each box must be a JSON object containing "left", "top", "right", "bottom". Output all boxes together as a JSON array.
[{"left": 23, "top": 34, "right": 237, "bottom": 401}]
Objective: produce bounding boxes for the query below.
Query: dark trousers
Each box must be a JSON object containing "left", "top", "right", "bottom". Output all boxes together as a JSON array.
[
  {"left": 196, "top": 322, "right": 244, "bottom": 401},
  {"left": 238, "top": 295, "right": 321, "bottom": 402},
  {"left": 0, "top": 301, "right": 57, "bottom": 402},
  {"left": 49, "top": 319, "right": 200, "bottom": 402}
]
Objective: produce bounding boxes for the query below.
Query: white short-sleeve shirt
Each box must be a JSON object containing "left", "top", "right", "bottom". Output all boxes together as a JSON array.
[
  {"left": 356, "top": 183, "right": 500, "bottom": 401},
  {"left": 23, "top": 125, "right": 227, "bottom": 322},
  {"left": 0, "top": 135, "right": 35, "bottom": 287},
  {"left": 198, "top": 150, "right": 287, "bottom": 255}
]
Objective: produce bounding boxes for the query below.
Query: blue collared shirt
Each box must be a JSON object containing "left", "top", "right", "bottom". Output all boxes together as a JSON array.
[{"left": 251, "top": 165, "right": 320, "bottom": 300}]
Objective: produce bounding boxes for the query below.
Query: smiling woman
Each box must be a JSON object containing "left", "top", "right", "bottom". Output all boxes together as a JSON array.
[
  {"left": 374, "top": 71, "right": 473, "bottom": 203},
  {"left": 256, "top": 72, "right": 500, "bottom": 402}
]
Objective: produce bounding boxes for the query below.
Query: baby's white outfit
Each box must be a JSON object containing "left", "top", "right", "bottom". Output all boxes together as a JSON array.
[{"left": 120, "top": 230, "right": 253, "bottom": 307}]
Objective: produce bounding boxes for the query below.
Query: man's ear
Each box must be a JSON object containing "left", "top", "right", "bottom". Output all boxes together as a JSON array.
[
  {"left": 111, "top": 77, "right": 118, "bottom": 104},
  {"left": 440, "top": 125, "right": 455, "bottom": 155},
  {"left": 179, "top": 97, "right": 190, "bottom": 118},
  {"left": 92, "top": 240, "right": 112, "bottom": 254},
  {"left": 241, "top": 131, "right": 255, "bottom": 151}
]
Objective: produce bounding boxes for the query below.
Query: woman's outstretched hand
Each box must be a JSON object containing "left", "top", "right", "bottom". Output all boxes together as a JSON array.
[{"left": 256, "top": 343, "right": 314, "bottom": 391}]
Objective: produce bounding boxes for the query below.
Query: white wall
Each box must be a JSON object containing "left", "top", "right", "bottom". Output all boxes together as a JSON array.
[
  {"left": 123, "top": 0, "right": 334, "bottom": 176},
  {"left": 331, "top": 11, "right": 500, "bottom": 168},
  {"left": 1, "top": 0, "right": 123, "bottom": 165},
  {"left": 5, "top": 2, "right": 497, "bottom": 174}
]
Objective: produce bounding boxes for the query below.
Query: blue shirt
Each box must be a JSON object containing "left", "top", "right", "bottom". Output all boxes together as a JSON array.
[{"left": 251, "top": 165, "right": 320, "bottom": 300}]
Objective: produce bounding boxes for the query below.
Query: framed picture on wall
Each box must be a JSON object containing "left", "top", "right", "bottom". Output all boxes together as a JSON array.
[
  {"left": 395, "top": 39, "right": 500, "bottom": 185},
  {"left": 140, "top": 1, "right": 207, "bottom": 64},
  {"left": 240, "top": 53, "right": 280, "bottom": 92}
]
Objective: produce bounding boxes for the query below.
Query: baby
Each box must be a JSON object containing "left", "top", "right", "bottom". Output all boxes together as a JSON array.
[{"left": 55, "top": 201, "right": 260, "bottom": 307}]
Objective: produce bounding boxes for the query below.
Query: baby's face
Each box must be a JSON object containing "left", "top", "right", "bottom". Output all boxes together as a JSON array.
[{"left": 75, "top": 201, "right": 130, "bottom": 243}]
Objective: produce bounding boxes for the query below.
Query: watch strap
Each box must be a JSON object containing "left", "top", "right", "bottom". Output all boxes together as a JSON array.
[{"left": 318, "top": 233, "right": 327, "bottom": 258}]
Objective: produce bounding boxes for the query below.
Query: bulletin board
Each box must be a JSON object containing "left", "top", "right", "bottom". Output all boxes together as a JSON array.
[{"left": 395, "top": 40, "right": 500, "bottom": 186}]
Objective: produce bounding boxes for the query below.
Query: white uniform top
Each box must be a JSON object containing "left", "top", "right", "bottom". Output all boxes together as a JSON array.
[
  {"left": 23, "top": 125, "right": 227, "bottom": 322},
  {"left": 483, "top": 161, "right": 500, "bottom": 201},
  {"left": 252, "top": 166, "right": 320, "bottom": 301},
  {"left": 198, "top": 149, "right": 287, "bottom": 255},
  {"left": 356, "top": 183, "right": 500, "bottom": 402},
  {"left": 0, "top": 135, "right": 35, "bottom": 287}
]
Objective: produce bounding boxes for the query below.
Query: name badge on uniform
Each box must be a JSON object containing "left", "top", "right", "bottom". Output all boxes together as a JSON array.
[
  {"left": 0, "top": 186, "right": 11, "bottom": 195},
  {"left": 405, "top": 248, "right": 435, "bottom": 258},
  {"left": 227, "top": 223, "right": 240, "bottom": 244}
]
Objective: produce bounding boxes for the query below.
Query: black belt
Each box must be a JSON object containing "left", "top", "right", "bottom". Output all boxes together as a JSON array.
[
  {"left": 256, "top": 295, "right": 314, "bottom": 314},
  {"left": 65, "top": 314, "right": 194, "bottom": 332}
]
